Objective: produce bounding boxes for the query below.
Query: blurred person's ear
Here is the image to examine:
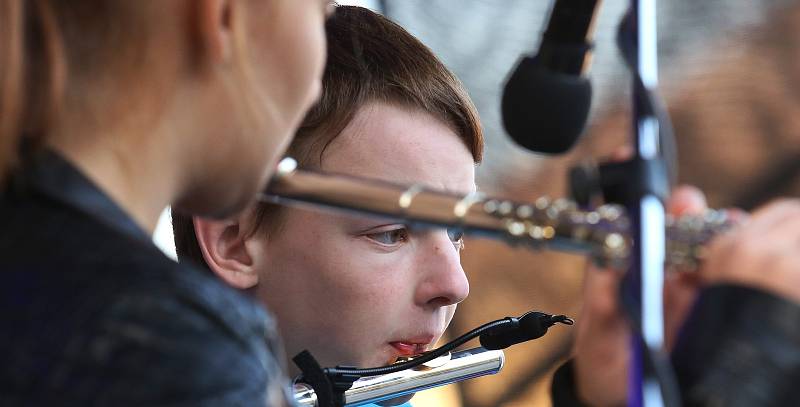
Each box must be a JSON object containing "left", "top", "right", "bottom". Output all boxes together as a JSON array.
[
  {"left": 193, "top": 0, "right": 234, "bottom": 65},
  {"left": 194, "top": 216, "right": 259, "bottom": 289}
]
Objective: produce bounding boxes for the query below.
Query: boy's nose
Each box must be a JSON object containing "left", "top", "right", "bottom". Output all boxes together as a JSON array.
[{"left": 414, "top": 231, "right": 470, "bottom": 308}]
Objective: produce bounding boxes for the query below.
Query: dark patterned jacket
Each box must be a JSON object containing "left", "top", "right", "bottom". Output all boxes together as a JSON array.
[
  {"left": 551, "top": 285, "right": 800, "bottom": 407},
  {"left": 0, "top": 151, "right": 292, "bottom": 406}
]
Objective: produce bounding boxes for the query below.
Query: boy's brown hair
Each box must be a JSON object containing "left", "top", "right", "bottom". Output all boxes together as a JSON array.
[{"left": 172, "top": 5, "right": 483, "bottom": 265}]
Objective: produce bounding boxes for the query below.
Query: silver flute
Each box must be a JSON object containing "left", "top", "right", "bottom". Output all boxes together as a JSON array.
[
  {"left": 260, "top": 158, "right": 735, "bottom": 270},
  {"left": 293, "top": 347, "right": 505, "bottom": 407}
]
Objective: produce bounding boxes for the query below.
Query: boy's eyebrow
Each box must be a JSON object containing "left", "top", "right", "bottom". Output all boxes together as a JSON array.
[
  {"left": 443, "top": 184, "right": 479, "bottom": 195},
  {"left": 433, "top": 187, "right": 473, "bottom": 196}
]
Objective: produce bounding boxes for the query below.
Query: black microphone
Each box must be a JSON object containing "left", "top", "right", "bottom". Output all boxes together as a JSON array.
[{"left": 501, "top": 0, "right": 600, "bottom": 154}]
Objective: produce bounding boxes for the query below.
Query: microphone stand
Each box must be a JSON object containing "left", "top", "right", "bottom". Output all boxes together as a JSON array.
[
  {"left": 614, "top": 1, "right": 673, "bottom": 406},
  {"left": 574, "top": 1, "right": 675, "bottom": 406},
  {"left": 625, "top": 2, "right": 670, "bottom": 406}
]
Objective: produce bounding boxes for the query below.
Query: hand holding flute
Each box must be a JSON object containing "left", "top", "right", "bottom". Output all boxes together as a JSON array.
[{"left": 556, "top": 191, "right": 800, "bottom": 406}]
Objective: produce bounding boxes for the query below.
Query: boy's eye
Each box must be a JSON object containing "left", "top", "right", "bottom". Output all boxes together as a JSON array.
[
  {"left": 366, "top": 228, "right": 409, "bottom": 245},
  {"left": 447, "top": 228, "right": 464, "bottom": 242},
  {"left": 448, "top": 228, "right": 465, "bottom": 251}
]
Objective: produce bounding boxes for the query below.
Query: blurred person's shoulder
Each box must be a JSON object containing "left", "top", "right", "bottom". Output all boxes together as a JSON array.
[
  {"left": 0, "top": 184, "right": 268, "bottom": 332},
  {"left": 0, "top": 184, "right": 288, "bottom": 405}
]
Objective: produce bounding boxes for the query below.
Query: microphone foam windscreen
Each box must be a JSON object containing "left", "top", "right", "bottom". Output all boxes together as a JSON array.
[{"left": 502, "top": 56, "right": 592, "bottom": 154}]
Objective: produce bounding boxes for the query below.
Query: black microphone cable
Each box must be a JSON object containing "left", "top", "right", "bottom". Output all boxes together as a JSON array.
[{"left": 321, "top": 310, "right": 574, "bottom": 378}]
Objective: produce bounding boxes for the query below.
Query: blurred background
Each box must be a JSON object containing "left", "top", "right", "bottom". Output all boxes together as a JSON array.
[{"left": 155, "top": 0, "right": 800, "bottom": 405}]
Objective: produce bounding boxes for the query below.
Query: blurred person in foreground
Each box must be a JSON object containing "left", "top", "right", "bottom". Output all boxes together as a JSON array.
[{"left": 0, "top": 0, "right": 331, "bottom": 405}]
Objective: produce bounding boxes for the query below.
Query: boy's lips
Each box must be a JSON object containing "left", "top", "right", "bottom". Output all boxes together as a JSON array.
[{"left": 389, "top": 336, "right": 436, "bottom": 356}]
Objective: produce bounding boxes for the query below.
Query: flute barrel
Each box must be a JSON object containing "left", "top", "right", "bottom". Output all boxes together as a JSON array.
[{"left": 293, "top": 347, "right": 505, "bottom": 407}]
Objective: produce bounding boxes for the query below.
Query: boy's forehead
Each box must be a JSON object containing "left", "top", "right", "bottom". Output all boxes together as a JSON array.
[
  {"left": 321, "top": 103, "right": 475, "bottom": 194},
  {"left": 323, "top": 102, "right": 458, "bottom": 161}
]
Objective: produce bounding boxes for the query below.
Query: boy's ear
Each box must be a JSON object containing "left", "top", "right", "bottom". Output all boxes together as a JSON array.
[{"left": 193, "top": 216, "right": 259, "bottom": 289}]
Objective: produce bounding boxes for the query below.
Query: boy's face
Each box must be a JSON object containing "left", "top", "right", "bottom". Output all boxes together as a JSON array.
[{"left": 252, "top": 102, "right": 476, "bottom": 370}]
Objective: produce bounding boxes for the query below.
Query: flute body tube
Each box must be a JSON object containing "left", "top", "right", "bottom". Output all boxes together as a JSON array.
[
  {"left": 293, "top": 347, "right": 505, "bottom": 407},
  {"left": 263, "top": 158, "right": 734, "bottom": 271}
]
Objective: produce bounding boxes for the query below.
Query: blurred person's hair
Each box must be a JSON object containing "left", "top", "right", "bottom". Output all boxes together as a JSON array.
[{"left": 172, "top": 5, "right": 483, "bottom": 267}]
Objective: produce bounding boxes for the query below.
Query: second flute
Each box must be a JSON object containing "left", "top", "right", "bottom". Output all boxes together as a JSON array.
[{"left": 260, "top": 158, "right": 734, "bottom": 270}]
